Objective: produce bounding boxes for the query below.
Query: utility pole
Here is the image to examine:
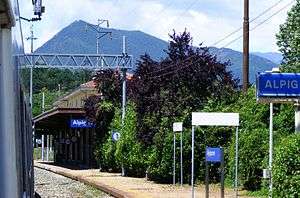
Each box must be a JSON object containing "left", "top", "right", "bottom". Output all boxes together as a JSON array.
[
  {"left": 243, "top": 0, "right": 249, "bottom": 93},
  {"left": 26, "top": 23, "right": 37, "bottom": 148},
  {"left": 42, "top": 91, "right": 45, "bottom": 161},
  {"left": 269, "top": 103, "right": 273, "bottom": 198},
  {"left": 26, "top": 23, "right": 37, "bottom": 106},
  {"left": 121, "top": 36, "right": 127, "bottom": 177},
  {"left": 121, "top": 36, "right": 127, "bottom": 124}
]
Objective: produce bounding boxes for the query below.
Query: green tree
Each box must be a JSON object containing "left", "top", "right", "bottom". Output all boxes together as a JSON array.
[
  {"left": 32, "top": 88, "right": 64, "bottom": 117},
  {"left": 115, "top": 103, "right": 148, "bottom": 177},
  {"left": 273, "top": 134, "right": 300, "bottom": 197},
  {"left": 130, "top": 30, "right": 237, "bottom": 146},
  {"left": 21, "top": 68, "right": 92, "bottom": 94},
  {"left": 277, "top": 0, "right": 300, "bottom": 71},
  {"left": 100, "top": 106, "right": 121, "bottom": 172}
]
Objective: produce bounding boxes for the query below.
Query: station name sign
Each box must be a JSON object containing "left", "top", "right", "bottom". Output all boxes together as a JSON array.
[
  {"left": 70, "top": 119, "right": 95, "bottom": 128},
  {"left": 206, "top": 147, "right": 222, "bottom": 163},
  {"left": 257, "top": 73, "right": 300, "bottom": 102}
]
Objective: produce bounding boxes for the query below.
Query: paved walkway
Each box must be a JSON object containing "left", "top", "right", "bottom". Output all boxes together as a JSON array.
[{"left": 35, "top": 161, "right": 251, "bottom": 198}]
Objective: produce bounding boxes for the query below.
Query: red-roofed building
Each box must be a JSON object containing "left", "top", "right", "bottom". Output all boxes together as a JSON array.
[{"left": 34, "top": 81, "right": 99, "bottom": 168}]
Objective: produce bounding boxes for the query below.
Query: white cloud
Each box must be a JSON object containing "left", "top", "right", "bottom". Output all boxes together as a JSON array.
[{"left": 19, "top": 0, "right": 294, "bottom": 53}]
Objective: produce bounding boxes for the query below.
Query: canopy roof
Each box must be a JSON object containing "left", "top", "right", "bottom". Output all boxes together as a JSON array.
[{"left": 34, "top": 107, "right": 85, "bottom": 129}]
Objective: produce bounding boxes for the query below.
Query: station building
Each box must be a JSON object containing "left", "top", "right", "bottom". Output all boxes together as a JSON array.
[{"left": 34, "top": 81, "right": 99, "bottom": 168}]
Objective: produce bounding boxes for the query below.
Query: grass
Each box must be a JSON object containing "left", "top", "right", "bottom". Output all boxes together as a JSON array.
[
  {"left": 246, "top": 188, "right": 268, "bottom": 198},
  {"left": 34, "top": 147, "right": 54, "bottom": 161},
  {"left": 76, "top": 184, "right": 109, "bottom": 198}
]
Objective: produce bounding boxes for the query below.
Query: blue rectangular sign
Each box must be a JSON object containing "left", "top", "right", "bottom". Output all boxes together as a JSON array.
[
  {"left": 257, "top": 73, "right": 300, "bottom": 98},
  {"left": 70, "top": 119, "right": 95, "bottom": 128},
  {"left": 206, "top": 147, "right": 222, "bottom": 163}
]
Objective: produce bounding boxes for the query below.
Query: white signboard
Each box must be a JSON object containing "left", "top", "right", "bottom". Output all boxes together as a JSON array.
[
  {"left": 192, "top": 112, "right": 239, "bottom": 126},
  {"left": 173, "top": 122, "right": 183, "bottom": 132}
]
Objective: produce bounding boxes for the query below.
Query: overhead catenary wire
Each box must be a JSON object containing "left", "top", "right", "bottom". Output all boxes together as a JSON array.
[
  {"left": 146, "top": 0, "right": 295, "bottom": 79},
  {"left": 147, "top": 0, "right": 295, "bottom": 80}
]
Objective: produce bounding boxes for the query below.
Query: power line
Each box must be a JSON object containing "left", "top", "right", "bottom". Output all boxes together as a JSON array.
[
  {"left": 178, "top": 0, "right": 201, "bottom": 17},
  {"left": 212, "top": 0, "right": 285, "bottom": 47},
  {"left": 147, "top": 0, "right": 175, "bottom": 28},
  {"left": 221, "top": 0, "right": 294, "bottom": 49},
  {"left": 147, "top": 0, "right": 294, "bottom": 78},
  {"left": 208, "top": 0, "right": 294, "bottom": 72},
  {"left": 149, "top": 53, "right": 215, "bottom": 80},
  {"left": 222, "top": 0, "right": 294, "bottom": 72},
  {"left": 159, "top": 0, "right": 201, "bottom": 33},
  {"left": 150, "top": 0, "right": 295, "bottom": 79}
]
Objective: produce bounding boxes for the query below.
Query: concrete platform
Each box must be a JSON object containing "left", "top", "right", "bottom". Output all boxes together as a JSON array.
[{"left": 34, "top": 161, "right": 251, "bottom": 198}]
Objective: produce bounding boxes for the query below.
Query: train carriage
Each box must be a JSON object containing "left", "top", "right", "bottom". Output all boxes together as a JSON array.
[{"left": 0, "top": 0, "right": 36, "bottom": 197}]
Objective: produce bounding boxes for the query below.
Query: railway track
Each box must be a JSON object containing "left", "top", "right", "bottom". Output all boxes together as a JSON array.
[{"left": 34, "top": 167, "right": 113, "bottom": 198}]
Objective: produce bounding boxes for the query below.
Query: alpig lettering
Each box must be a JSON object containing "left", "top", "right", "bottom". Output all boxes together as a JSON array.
[{"left": 265, "top": 80, "right": 298, "bottom": 89}]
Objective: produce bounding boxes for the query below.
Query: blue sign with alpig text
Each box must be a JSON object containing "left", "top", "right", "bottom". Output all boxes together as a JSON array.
[
  {"left": 70, "top": 119, "right": 95, "bottom": 128},
  {"left": 206, "top": 147, "right": 222, "bottom": 163},
  {"left": 257, "top": 73, "right": 300, "bottom": 98}
]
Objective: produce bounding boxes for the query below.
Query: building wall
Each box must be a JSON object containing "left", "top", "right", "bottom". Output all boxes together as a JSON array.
[
  {"left": 55, "top": 89, "right": 98, "bottom": 109},
  {"left": 54, "top": 127, "right": 97, "bottom": 168}
]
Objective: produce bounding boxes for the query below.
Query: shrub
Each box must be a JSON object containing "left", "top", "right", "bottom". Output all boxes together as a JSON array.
[
  {"left": 273, "top": 134, "right": 300, "bottom": 197},
  {"left": 99, "top": 106, "right": 121, "bottom": 172},
  {"left": 115, "top": 103, "right": 148, "bottom": 177},
  {"left": 230, "top": 128, "right": 268, "bottom": 191}
]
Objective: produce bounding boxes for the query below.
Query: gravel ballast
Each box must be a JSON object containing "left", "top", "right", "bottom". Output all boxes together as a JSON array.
[{"left": 34, "top": 167, "right": 113, "bottom": 198}]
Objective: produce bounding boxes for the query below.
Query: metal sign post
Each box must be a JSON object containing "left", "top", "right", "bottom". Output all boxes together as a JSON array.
[
  {"left": 235, "top": 126, "right": 239, "bottom": 197},
  {"left": 191, "top": 125, "right": 195, "bottom": 198},
  {"left": 255, "top": 72, "right": 300, "bottom": 197},
  {"left": 220, "top": 149, "right": 225, "bottom": 198},
  {"left": 46, "top": 135, "right": 49, "bottom": 161},
  {"left": 205, "top": 154, "right": 209, "bottom": 198},
  {"left": 111, "top": 130, "right": 123, "bottom": 175},
  {"left": 205, "top": 147, "right": 224, "bottom": 198},
  {"left": 180, "top": 129, "right": 183, "bottom": 186},
  {"left": 173, "top": 122, "right": 183, "bottom": 186},
  {"left": 173, "top": 132, "right": 176, "bottom": 185},
  {"left": 191, "top": 113, "right": 239, "bottom": 198},
  {"left": 269, "top": 103, "right": 273, "bottom": 198},
  {"left": 41, "top": 135, "right": 44, "bottom": 161}
]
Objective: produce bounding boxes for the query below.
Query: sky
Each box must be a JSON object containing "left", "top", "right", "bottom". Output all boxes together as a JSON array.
[{"left": 19, "top": 0, "right": 295, "bottom": 53}]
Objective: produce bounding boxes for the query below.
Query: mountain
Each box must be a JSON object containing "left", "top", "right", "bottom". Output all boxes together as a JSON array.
[
  {"left": 36, "top": 20, "right": 278, "bottom": 83},
  {"left": 209, "top": 47, "right": 278, "bottom": 82},
  {"left": 35, "top": 20, "right": 168, "bottom": 64},
  {"left": 253, "top": 52, "right": 283, "bottom": 64}
]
